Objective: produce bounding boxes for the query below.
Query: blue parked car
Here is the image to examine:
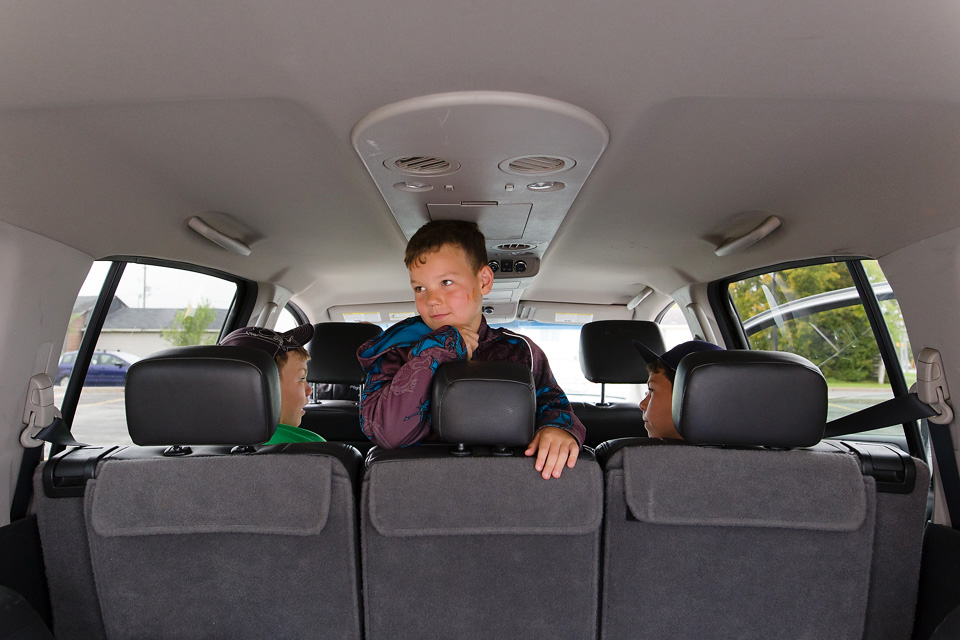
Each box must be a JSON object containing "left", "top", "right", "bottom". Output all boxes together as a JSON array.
[{"left": 56, "top": 351, "right": 141, "bottom": 387}]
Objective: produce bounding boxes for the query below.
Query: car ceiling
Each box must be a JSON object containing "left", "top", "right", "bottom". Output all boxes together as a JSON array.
[{"left": 2, "top": 0, "right": 960, "bottom": 317}]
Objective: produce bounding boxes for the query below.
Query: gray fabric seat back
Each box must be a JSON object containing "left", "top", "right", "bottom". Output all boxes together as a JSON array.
[
  {"left": 362, "top": 361, "right": 603, "bottom": 640},
  {"left": 574, "top": 320, "right": 666, "bottom": 447},
  {"left": 599, "top": 350, "right": 924, "bottom": 640},
  {"left": 37, "top": 346, "right": 362, "bottom": 640}
]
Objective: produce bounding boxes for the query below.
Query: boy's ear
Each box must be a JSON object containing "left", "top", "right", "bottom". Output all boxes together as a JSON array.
[{"left": 478, "top": 264, "right": 495, "bottom": 294}]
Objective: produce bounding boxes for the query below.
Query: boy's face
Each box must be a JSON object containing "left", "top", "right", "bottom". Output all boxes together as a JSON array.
[
  {"left": 278, "top": 353, "right": 311, "bottom": 427},
  {"left": 409, "top": 243, "right": 494, "bottom": 332},
  {"left": 639, "top": 370, "right": 682, "bottom": 439}
]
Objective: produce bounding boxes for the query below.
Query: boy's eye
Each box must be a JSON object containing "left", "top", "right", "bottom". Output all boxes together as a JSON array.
[
  {"left": 441, "top": 279, "right": 453, "bottom": 286},
  {"left": 413, "top": 286, "right": 425, "bottom": 293}
]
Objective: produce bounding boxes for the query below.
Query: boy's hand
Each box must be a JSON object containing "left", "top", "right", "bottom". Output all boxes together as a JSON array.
[
  {"left": 524, "top": 427, "right": 579, "bottom": 479},
  {"left": 455, "top": 326, "right": 479, "bottom": 359}
]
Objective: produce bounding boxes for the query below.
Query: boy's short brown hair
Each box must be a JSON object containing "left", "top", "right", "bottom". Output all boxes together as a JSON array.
[
  {"left": 276, "top": 347, "right": 310, "bottom": 369},
  {"left": 404, "top": 220, "right": 488, "bottom": 273},
  {"left": 647, "top": 361, "right": 676, "bottom": 384}
]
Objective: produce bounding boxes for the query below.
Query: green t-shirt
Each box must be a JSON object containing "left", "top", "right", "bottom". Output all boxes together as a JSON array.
[{"left": 264, "top": 424, "right": 326, "bottom": 445}]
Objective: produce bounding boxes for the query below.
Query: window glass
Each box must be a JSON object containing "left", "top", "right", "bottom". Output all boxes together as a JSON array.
[
  {"left": 659, "top": 303, "right": 694, "bottom": 349},
  {"left": 863, "top": 260, "right": 915, "bottom": 387},
  {"left": 57, "top": 262, "right": 238, "bottom": 446},
  {"left": 371, "top": 308, "right": 692, "bottom": 405},
  {"left": 492, "top": 321, "right": 607, "bottom": 402},
  {"left": 727, "top": 261, "right": 900, "bottom": 436},
  {"left": 275, "top": 304, "right": 301, "bottom": 332}
]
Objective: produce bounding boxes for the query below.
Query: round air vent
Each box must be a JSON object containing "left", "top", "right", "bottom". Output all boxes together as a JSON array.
[
  {"left": 495, "top": 243, "right": 535, "bottom": 251},
  {"left": 386, "top": 156, "right": 460, "bottom": 176},
  {"left": 499, "top": 155, "right": 575, "bottom": 176}
]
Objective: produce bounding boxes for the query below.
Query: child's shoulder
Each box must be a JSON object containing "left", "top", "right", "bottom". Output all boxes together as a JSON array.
[{"left": 359, "top": 316, "right": 458, "bottom": 361}]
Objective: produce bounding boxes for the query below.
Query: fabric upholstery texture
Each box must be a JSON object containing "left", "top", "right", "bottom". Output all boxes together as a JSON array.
[
  {"left": 601, "top": 446, "right": 877, "bottom": 640},
  {"left": 362, "top": 455, "right": 602, "bottom": 640},
  {"left": 623, "top": 446, "right": 867, "bottom": 530},
  {"left": 84, "top": 454, "right": 361, "bottom": 640},
  {"left": 88, "top": 456, "right": 330, "bottom": 536},
  {"left": 863, "top": 460, "right": 931, "bottom": 640},
  {"left": 368, "top": 457, "right": 601, "bottom": 536},
  {"left": 32, "top": 467, "right": 106, "bottom": 640}
]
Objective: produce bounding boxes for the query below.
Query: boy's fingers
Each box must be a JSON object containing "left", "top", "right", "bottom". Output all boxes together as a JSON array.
[
  {"left": 535, "top": 439, "right": 550, "bottom": 472},
  {"left": 524, "top": 431, "right": 541, "bottom": 457},
  {"left": 542, "top": 440, "right": 561, "bottom": 479},
  {"left": 551, "top": 447, "right": 569, "bottom": 478},
  {"left": 567, "top": 444, "right": 580, "bottom": 468}
]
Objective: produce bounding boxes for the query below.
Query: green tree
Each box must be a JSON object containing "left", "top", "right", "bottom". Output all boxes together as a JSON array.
[
  {"left": 729, "top": 263, "right": 880, "bottom": 383},
  {"left": 161, "top": 300, "right": 218, "bottom": 346}
]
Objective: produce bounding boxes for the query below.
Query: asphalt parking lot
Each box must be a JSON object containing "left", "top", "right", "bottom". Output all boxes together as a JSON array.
[{"left": 53, "top": 386, "right": 131, "bottom": 446}]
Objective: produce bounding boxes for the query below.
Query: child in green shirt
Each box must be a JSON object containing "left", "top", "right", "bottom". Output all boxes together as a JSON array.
[{"left": 220, "top": 324, "right": 326, "bottom": 445}]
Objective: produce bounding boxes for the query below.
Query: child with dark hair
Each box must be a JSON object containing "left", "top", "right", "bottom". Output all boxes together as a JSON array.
[
  {"left": 633, "top": 339, "right": 724, "bottom": 439},
  {"left": 358, "top": 219, "right": 585, "bottom": 479}
]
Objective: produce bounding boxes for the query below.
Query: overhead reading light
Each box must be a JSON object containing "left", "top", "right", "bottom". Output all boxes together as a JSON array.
[
  {"left": 714, "top": 215, "right": 782, "bottom": 257},
  {"left": 527, "top": 181, "right": 565, "bottom": 192},
  {"left": 187, "top": 216, "right": 251, "bottom": 256},
  {"left": 393, "top": 181, "right": 434, "bottom": 192}
]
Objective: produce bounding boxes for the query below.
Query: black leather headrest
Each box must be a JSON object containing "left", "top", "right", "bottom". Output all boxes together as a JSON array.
[
  {"left": 125, "top": 346, "right": 280, "bottom": 446},
  {"left": 431, "top": 361, "right": 535, "bottom": 446},
  {"left": 579, "top": 320, "right": 666, "bottom": 383},
  {"left": 307, "top": 322, "right": 383, "bottom": 384},
  {"left": 674, "top": 350, "right": 827, "bottom": 447}
]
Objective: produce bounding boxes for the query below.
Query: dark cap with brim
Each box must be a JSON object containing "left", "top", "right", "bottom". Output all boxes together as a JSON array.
[
  {"left": 633, "top": 339, "right": 724, "bottom": 372},
  {"left": 219, "top": 324, "right": 315, "bottom": 359}
]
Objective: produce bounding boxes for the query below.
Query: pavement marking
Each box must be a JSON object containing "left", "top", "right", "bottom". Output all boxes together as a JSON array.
[
  {"left": 78, "top": 398, "right": 126, "bottom": 408},
  {"left": 828, "top": 403, "right": 857, "bottom": 411}
]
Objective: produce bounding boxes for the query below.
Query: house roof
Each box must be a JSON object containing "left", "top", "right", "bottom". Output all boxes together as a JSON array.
[
  {"left": 73, "top": 295, "right": 127, "bottom": 317},
  {"left": 101, "top": 307, "right": 228, "bottom": 332}
]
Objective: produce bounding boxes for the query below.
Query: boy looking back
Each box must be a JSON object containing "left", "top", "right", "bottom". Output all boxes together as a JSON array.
[
  {"left": 633, "top": 339, "right": 724, "bottom": 439},
  {"left": 220, "top": 324, "right": 326, "bottom": 445},
  {"left": 357, "top": 220, "right": 585, "bottom": 479}
]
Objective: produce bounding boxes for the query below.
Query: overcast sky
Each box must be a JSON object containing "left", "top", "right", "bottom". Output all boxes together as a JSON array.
[{"left": 79, "top": 262, "right": 238, "bottom": 309}]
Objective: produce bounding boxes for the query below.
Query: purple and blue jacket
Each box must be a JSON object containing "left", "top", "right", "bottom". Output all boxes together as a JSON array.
[{"left": 357, "top": 316, "right": 586, "bottom": 449}]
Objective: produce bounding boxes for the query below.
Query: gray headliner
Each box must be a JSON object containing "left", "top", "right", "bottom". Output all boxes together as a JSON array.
[{"left": 2, "top": 0, "right": 959, "bottom": 316}]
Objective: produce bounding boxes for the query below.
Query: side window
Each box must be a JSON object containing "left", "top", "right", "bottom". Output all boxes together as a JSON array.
[
  {"left": 658, "top": 303, "right": 694, "bottom": 349},
  {"left": 492, "top": 308, "right": 693, "bottom": 405},
  {"left": 56, "top": 261, "right": 239, "bottom": 446},
  {"left": 726, "top": 261, "right": 909, "bottom": 441},
  {"left": 274, "top": 303, "right": 305, "bottom": 332}
]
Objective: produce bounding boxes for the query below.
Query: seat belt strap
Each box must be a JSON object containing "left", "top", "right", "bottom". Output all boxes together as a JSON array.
[
  {"left": 824, "top": 393, "right": 937, "bottom": 438},
  {"left": 928, "top": 420, "right": 960, "bottom": 528}
]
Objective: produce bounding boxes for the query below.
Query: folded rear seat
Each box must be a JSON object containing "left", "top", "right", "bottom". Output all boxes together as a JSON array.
[
  {"left": 361, "top": 361, "right": 604, "bottom": 640},
  {"left": 35, "top": 345, "right": 363, "bottom": 640},
  {"left": 573, "top": 320, "right": 666, "bottom": 447},
  {"left": 300, "top": 322, "right": 382, "bottom": 453},
  {"left": 596, "top": 350, "right": 929, "bottom": 640}
]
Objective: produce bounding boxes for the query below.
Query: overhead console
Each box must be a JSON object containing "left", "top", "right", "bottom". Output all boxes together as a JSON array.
[{"left": 352, "top": 92, "right": 608, "bottom": 305}]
